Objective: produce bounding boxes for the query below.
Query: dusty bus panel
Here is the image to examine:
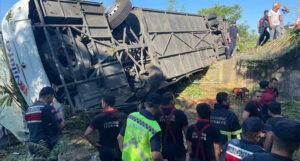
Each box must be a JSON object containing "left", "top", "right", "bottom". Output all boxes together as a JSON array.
[{"left": 2, "top": 0, "right": 228, "bottom": 113}]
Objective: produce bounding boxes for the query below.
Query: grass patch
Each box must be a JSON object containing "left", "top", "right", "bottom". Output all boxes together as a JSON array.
[{"left": 180, "top": 84, "right": 204, "bottom": 99}]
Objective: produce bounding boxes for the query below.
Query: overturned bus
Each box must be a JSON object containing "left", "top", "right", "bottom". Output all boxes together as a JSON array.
[{"left": 1, "top": 0, "right": 228, "bottom": 112}]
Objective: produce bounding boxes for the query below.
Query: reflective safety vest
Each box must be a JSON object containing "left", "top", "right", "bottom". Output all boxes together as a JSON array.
[
  {"left": 122, "top": 112, "right": 161, "bottom": 161},
  {"left": 220, "top": 129, "right": 242, "bottom": 141}
]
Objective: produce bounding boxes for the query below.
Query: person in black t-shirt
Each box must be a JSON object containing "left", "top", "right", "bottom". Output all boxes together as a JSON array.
[
  {"left": 222, "top": 117, "right": 268, "bottom": 161},
  {"left": 263, "top": 101, "right": 285, "bottom": 151},
  {"left": 210, "top": 92, "right": 241, "bottom": 145},
  {"left": 242, "top": 91, "right": 263, "bottom": 121},
  {"left": 187, "top": 103, "right": 221, "bottom": 161},
  {"left": 243, "top": 118, "right": 300, "bottom": 161},
  {"left": 226, "top": 21, "right": 240, "bottom": 58},
  {"left": 84, "top": 94, "right": 127, "bottom": 161},
  {"left": 155, "top": 92, "right": 188, "bottom": 161},
  {"left": 266, "top": 101, "right": 284, "bottom": 128}
]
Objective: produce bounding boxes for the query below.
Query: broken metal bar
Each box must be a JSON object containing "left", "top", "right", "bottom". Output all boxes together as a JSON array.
[{"left": 43, "top": 27, "right": 75, "bottom": 109}]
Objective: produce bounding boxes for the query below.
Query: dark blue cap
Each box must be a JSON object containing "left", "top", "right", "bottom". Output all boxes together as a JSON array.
[
  {"left": 145, "top": 92, "right": 161, "bottom": 105},
  {"left": 242, "top": 117, "right": 271, "bottom": 132},
  {"left": 39, "top": 86, "right": 55, "bottom": 97},
  {"left": 273, "top": 118, "right": 300, "bottom": 143}
]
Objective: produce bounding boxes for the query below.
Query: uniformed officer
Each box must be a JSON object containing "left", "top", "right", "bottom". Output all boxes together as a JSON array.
[
  {"left": 257, "top": 10, "right": 270, "bottom": 47},
  {"left": 186, "top": 103, "right": 221, "bottom": 161},
  {"left": 118, "top": 92, "right": 164, "bottom": 161},
  {"left": 84, "top": 94, "right": 127, "bottom": 161},
  {"left": 243, "top": 118, "right": 300, "bottom": 161},
  {"left": 222, "top": 117, "right": 268, "bottom": 161},
  {"left": 25, "top": 87, "right": 64, "bottom": 158},
  {"left": 210, "top": 92, "right": 241, "bottom": 145},
  {"left": 155, "top": 92, "right": 188, "bottom": 161}
]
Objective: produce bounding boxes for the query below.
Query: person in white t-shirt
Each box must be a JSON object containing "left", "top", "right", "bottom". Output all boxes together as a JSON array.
[{"left": 268, "top": 2, "right": 282, "bottom": 41}]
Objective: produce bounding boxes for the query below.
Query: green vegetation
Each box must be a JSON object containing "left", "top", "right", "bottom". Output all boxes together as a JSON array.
[
  {"left": 198, "top": 4, "right": 258, "bottom": 52},
  {"left": 180, "top": 84, "right": 204, "bottom": 99},
  {"left": 198, "top": 4, "right": 242, "bottom": 21},
  {"left": 237, "top": 23, "right": 258, "bottom": 52},
  {"left": 166, "top": 0, "right": 186, "bottom": 12}
]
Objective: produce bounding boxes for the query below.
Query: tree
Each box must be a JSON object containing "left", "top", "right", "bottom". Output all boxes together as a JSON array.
[
  {"left": 167, "top": 0, "right": 176, "bottom": 11},
  {"left": 237, "top": 22, "right": 258, "bottom": 51},
  {"left": 198, "top": 4, "right": 242, "bottom": 21}
]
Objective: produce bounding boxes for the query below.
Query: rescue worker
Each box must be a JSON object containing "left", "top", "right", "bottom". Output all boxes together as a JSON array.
[
  {"left": 118, "top": 92, "right": 164, "bottom": 161},
  {"left": 222, "top": 117, "right": 267, "bottom": 161},
  {"left": 25, "top": 87, "right": 64, "bottom": 156},
  {"left": 226, "top": 21, "right": 240, "bottom": 59},
  {"left": 155, "top": 92, "right": 188, "bottom": 161},
  {"left": 186, "top": 103, "right": 221, "bottom": 161},
  {"left": 243, "top": 118, "right": 300, "bottom": 161},
  {"left": 210, "top": 92, "right": 241, "bottom": 145},
  {"left": 242, "top": 91, "right": 263, "bottom": 121},
  {"left": 84, "top": 94, "right": 127, "bottom": 161},
  {"left": 263, "top": 101, "right": 285, "bottom": 151},
  {"left": 257, "top": 10, "right": 270, "bottom": 47}
]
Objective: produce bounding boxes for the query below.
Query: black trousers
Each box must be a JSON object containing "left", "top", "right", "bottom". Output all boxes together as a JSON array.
[
  {"left": 162, "top": 143, "right": 186, "bottom": 161},
  {"left": 98, "top": 146, "right": 122, "bottom": 161},
  {"left": 257, "top": 30, "right": 270, "bottom": 47}
]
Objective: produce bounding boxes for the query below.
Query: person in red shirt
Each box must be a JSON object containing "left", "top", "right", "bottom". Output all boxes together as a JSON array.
[
  {"left": 260, "top": 78, "right": 279, "bottom": 122},
  {"left": 84, "top": 94, "right": 127, "bottom": 161}
]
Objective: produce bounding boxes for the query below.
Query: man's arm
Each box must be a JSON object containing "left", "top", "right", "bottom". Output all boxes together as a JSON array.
[
  {"left": 263, "top": 131, "right": 273, "bottom": 151},
  {"left": 187, "top": 140, "right": 192, "bottom": 154},
  {"left": 237, "top": 33, "right": 240, "bottom": 41},
  {"left": 83, "top": 126, "right": 101, "bottom": 147},
  {"left": 117, "top": 134, "right": 124, "bottom": 152},
  {"left": 279, "top": 15, "right": 283, "bottom": 23},
  {"left": 268, "top": 16, "right": 273, "bottom": 29},
  {"left": 214, "top": 143, "right": 221, "bottom": 161},
  {"left": 152, "top": 152, "right": 164, "bottom": 161},
  {"left": 229, "top": 113, "right": 241, "bottom": 131},
  {"left": 283, "top": 6, "right": 290, "bottom": 13},
  {"left": 150, "top": 132, "right": 164, "bottom": 161},
  {"left": 118, "top": 121, "right": 127, "bottom": 151},
  {"left": 242, "top": 111, "right": 250, "bottom": 121},
  {"left": 227, "top": 32, "right": 231, "bottom": 43}
]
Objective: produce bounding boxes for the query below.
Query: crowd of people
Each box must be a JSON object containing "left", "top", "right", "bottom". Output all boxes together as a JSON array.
[
  {"left": 226, "top": 2, "right": 292, "bottom": 59},
  {"left": 24, "top": 76, "right": 300, "bottom": 161}
]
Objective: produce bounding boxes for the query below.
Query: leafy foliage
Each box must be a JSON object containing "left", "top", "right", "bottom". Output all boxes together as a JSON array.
[
  {"left": 166, "top": 0, "right": 176, "bottom": 11},
  {"left": 237, "top": 23, "right": 258, "bottom": 52},
  {"left": 198, "top": 4, "right": 242, "bottom": 21}
]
